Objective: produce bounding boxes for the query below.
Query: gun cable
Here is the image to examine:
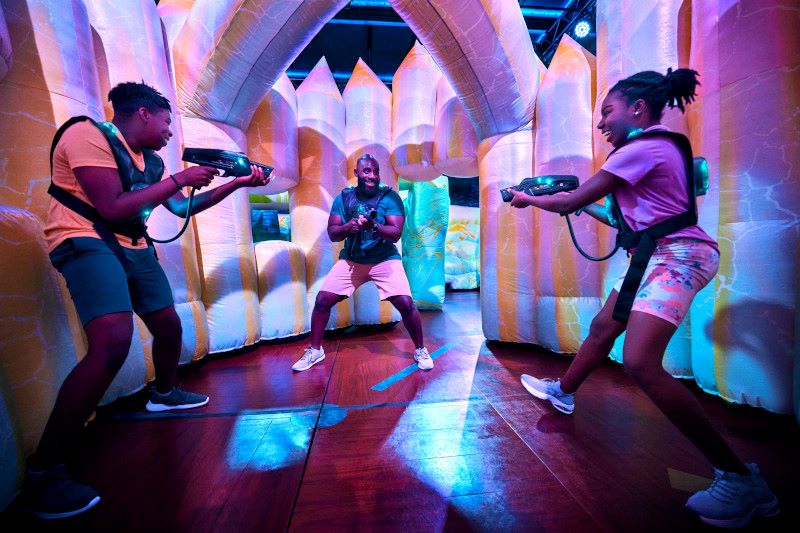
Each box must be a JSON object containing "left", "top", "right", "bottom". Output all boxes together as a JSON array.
[
  {"left": 563, "top": 213, "right": 620, "bottom": 262},
  {"left": 147, "top": 188, "right": 196, "bottom": 244}
]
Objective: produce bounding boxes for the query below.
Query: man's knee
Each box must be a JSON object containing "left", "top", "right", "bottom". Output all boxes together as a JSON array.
[
  {"left": 389, "top": 295, "right": 415, "bottom": 315},
  {"left": 85, "top": 313, "right": 134, "bottom": 368},
  {"left": 314, "top": 291, "right": 343, "bottom": 310},
  {"left": 144, "top": 306, "right": 183, "bottom": 341}
]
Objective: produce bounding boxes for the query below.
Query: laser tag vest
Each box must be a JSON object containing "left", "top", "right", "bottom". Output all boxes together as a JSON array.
[
  {"left": 605, "top": 130, "right": 698, "bottom": 323},
  {"left": 48, "top": 116, "right": 165, "bottom": 260},
  {"left": 340, "top": 184, "right": 393, "bottom": 261}
]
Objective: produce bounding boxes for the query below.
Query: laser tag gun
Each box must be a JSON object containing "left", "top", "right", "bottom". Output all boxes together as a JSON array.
[
  {"left": 500, "top": 175, "right": 579, "bottom": 202},
  {"left": 182, "top": 148, "right": 274, "bottom": 178},
  {"left": 354, "top": 204, "right": 379, "bottom": 248}
]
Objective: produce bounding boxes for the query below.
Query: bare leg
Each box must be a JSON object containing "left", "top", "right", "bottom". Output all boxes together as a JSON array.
[
  {"left": 387, "top": 295, "right": 424, "bottom": 349},
  {"left": 622, "top": 311, "right": 747, "bottom": 474},
  {"left": 140, "top": 306, "right": 183, "bottom": 394},
  {"left": 560, "top": 290, "right": 626, "bottom": 394},
  {"left": 309, "top": 291, "right": 347, "bottom": 349},
  {"left": 32, "top": 312, "right": 133, "bottom": 468}
]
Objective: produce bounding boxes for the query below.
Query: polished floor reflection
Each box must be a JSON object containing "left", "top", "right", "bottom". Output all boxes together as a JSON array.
[{"left": 4, "top": 290, "right": 798, "bottom": 531}]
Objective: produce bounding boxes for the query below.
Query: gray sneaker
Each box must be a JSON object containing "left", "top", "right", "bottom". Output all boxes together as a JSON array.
[
  {"left": 520, "top": 375, "right": 574, "bottom": 414},
  {"left": 21, "top": 464, "right": 100, "bottom": 520},
  {"left": 146, "top": 386, "right": 209, "bottom": 412},
  {"left": 292, "top": 347, "right": 325, "bottom": 372},
  {"left": 686, "top": 463, "right": 780, "bottom": 528}
]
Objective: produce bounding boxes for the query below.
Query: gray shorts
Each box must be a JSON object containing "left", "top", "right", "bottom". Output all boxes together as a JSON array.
[{"left": 49, "top": 237, "right": 174, "bottom": 326}]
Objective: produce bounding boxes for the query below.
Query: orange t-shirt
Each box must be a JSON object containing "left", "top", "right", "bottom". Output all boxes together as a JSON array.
[{"left": 43, "top": 120, "right": 167, "bottom": 252}]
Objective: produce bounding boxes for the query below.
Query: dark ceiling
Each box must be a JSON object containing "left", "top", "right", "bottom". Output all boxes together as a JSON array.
[{"left": 288, "top": 0, "right": 597, "bottom": 89}]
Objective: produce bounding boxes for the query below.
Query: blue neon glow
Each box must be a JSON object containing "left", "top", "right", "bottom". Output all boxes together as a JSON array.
[
  {"left": 370, "top": 342, "right": 457, "bottom": 391},
  {"left": 349, "top": 0, "right": 392, "bottom": 7},
  {"left": 521, "top": 8, "right": 564, "bottom": 18},
  {"left": 286, "top": 69, "right": 394, "bottom": 83},
  {"left": 329, "top": 18, "right": 407, "bottom": 27},
  {"left": 225, "top": 411, "right": 316, "bottom": 471}
]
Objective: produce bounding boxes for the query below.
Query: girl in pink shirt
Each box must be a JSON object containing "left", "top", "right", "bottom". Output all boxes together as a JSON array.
[{"left": 507, "top": 68, "right": 778, "bottom": 528}]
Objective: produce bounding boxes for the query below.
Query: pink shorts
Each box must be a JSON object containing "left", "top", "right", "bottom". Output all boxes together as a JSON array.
[
  {"left": 613, "top": 238, "right": 720, "bottom": 326},
  {"left": 320, "top": 259, "right": 412, "bottom": 299}
]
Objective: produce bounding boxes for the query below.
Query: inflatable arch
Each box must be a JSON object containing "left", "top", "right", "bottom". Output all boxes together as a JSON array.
[{"left": 1, "top": 0, "right": 798, "bottom": 509}]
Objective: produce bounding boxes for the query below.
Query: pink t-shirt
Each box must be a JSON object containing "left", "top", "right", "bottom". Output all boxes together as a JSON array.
[{"left": 601, "top": 125, "right": 717, "bottom": 250}]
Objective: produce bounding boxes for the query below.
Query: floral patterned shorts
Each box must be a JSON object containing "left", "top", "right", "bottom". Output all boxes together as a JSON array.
[{"left": 613, "top": 238, "right": 720, "bottom": 327}]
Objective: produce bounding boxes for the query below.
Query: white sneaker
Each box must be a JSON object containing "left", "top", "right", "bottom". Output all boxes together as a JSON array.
[
  {"left": 292, "top": 347, "right": 325, "bottom": 372},
  {"left": 520, "top": 374, "right": 574, "bottom": 414},
  {"left": 414, "top": 347, "right": 434, "bottom": 370}
]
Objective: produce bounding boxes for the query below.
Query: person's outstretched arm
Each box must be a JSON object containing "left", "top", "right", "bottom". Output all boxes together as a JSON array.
[
  {"left": 508, "top": 169, "right": 622, "bottom": 215},
  {"left": 74, "top": 165, "right": 218, "bottom": 222},
  {"left": 163, "top": 165, "right": 269, "bottom": 218}
]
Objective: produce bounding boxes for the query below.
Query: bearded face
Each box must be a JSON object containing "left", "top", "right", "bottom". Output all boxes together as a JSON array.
[{"left": 355, "top": 158, "right": 381, "bottom": 197}]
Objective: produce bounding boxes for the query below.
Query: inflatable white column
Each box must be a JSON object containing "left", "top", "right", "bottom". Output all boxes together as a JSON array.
[
  {"left": 433, "top": 76, "right": 478, "bottom": 179},
  {"left": 479, "top": 125, "right": 539, "bottom": 341},
  {"left": 183, "top": 117, "right": 261, "bottom": 352},
  {"left": 293, "top": 57, "right": 352, "bottom": 329},
  {"left": 344, "top": 58, "right": 400, "bottom": 325},
  {"left": 391, "top": 41, "right": 440, "bottom": 183},
  {"left": 434, "top": 76, "right": 480, "bottom": 292},
  {"left": 247, "top": 73, "right": 309, "bottom": 340},
  {"left": 689, "top": 0, "right": 800, "bottom": 416},
  {"left": 391, "top": 0, "right": 546, "bottom": 340},
  {"left": 391, "top": 42, "right": 449, "bottom": 308},
  {"left": 533, "top": 35, "right": 600, "bottom": 353}
]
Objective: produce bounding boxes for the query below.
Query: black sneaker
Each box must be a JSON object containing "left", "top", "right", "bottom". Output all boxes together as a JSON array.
[
  {"left": 146, "top": 386, "right": 209, "bottom": 412},
  {"left": 21, "top": 464, "right": 100, "bottom": 520}
]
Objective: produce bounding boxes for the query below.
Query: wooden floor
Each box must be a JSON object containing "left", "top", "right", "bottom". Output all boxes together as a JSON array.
[{"left": 4, "top": 290, "right": 799, "bottom": 532}]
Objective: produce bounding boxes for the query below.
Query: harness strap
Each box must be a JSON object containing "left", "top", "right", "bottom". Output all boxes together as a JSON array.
[
  {"left": 48, "top": 116, "right": 161, "bottom": 262},
  {"left": 607, "top": 130, "right": 698, "bottom": 323},
  {"left": 611, "top": 211, "right": 696, "bottom": 323}
]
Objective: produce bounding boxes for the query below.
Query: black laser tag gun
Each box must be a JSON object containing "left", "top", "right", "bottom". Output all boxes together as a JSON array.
[
  {"left": 500, "top": 175, "right": 579, "bottom": 202},
  {"left": 182, "top": 148, "right": 274, "bottom": 178}
]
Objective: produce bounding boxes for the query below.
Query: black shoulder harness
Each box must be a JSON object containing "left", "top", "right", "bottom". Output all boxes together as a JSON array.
[
  {"left": 606, "top": 130, "right": 698, "bottom": 323},
  {"left": 340, "top": 185, "right": 393, "bottom": 258},
  {"left": 48, "top": 116, "right": 165, "bottom": 260},
  {"left": 341, "top": 185, "right": 391, "bottom": 220}
]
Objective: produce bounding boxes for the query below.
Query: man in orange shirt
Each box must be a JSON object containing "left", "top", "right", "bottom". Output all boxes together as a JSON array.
[{"left": 22, "top": 81, "right": 269, "bottom": 519}]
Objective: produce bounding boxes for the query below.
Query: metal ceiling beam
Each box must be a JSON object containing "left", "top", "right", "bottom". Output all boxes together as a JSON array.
[{"left": 535, "top": 0, "right": 596, "bottom": 65}]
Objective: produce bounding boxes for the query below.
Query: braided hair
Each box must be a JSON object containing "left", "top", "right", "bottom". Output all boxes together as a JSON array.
[{"left": 609, "top": 68, "right": 700, "bottom": 119}]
